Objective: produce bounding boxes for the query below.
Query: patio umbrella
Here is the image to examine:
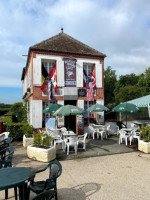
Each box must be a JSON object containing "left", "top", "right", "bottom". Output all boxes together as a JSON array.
[
  {"left": 87, "top": 104, "right": 109, "bottom": 112},
  {"left": 43, "top": 104, "right": 63, "bottom": 114},
  {"left": 53, "top": 105, "right": 84, "bottom": 130},
  {"left": 112, "top": 102, "right": 140, "bottom": 127}
]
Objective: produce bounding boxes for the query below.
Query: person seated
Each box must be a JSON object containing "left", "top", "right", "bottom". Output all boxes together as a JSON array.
[{"left": 116, "top": 121, "right": 126, "bottom": 129}]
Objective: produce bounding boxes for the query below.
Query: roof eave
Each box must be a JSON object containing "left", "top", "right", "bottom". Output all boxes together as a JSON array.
[{"left": 30, "top": 48, "right": 107, "bottom": 58}]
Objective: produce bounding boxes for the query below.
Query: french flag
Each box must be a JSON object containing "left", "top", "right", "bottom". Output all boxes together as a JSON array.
[
  {"left": 49, "top": 65, "right": 57, "bottom": 93},
  {"left": 83, "top": 69, "right": 88, "bottom": 87}
]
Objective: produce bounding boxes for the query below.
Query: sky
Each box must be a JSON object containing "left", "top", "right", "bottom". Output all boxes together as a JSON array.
[{"left": 0, "top": 0, "right": 150, "bottom": 104}]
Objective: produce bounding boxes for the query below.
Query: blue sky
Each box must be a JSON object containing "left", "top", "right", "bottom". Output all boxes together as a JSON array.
[{"left": 0, "top": 0, "right": 150, "bottom": 104}]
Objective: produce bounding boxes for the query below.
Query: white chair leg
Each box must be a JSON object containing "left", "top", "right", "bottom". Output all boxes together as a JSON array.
[
  {"left": 125, "top": 137, "right": 128, "bottom": 146},
  {"left": 119, "top": 137, "right": 121, "bottom": 144},
  {"left": 67, "top": 145, "right": 69, "bottom": 155}
]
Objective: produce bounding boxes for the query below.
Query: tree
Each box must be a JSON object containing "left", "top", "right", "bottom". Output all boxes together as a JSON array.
[
  {"left": 104, "top": 66, "right": 117, "bottom": 107},
  {"left": 138, "top": 67, "right": 150, "bottom": 95},
  {"left": 114, "top": 73, "right": 140, "bottom": 95},
  {"left": 115, "top": 85, "right": 142, "bottom": 103}
]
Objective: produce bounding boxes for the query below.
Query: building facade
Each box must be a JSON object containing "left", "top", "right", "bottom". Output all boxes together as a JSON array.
[{"left": 21, "top": 29, "right": 106, "bottom": 132}]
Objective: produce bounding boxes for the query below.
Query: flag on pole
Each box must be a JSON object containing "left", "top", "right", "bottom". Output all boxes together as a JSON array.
[
  {"left": 41, "top": 64, "right": 48, "bottom": 92},
  {"left": 89, "top": 71, "right": 96, "bottom": 90},
  {"left": 47, "top": 80, "right": 53, "bottom": 100},
  {"left": 49, "top": 65, "right": 57, "bottom": 93},
  {"left": 83, "top": 69, "right": 88, "bottom": 87},
  {"left": 86, "top": 88, "right": 94, "bottom": 101}
]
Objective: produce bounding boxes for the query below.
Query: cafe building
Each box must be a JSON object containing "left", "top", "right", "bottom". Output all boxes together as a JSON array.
[{"left": 21, "top": 28, "right": 106, "bottom": 133}]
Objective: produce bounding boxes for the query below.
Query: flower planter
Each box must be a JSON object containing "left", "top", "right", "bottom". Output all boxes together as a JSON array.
[
  {"left": 138, "top": 140, "right": 150, "bottom": 153},
  {"left": 23, "top": 135, "right": 34, "bottom": 147},
  {"left": 27, "top": 145, "right": 56, "bottom": 162}
]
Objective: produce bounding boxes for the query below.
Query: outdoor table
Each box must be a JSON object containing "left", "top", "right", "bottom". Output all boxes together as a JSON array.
[
  {"left": 62, "top": 131, "right": 76, "bottom": 137},
  {"left": 133, "top": 122, "right": 142, "bottom": 129},
  {"left": 121, "top": 128, "right": 133, "bottom": 135},
  {"left": 0, "top": 167, "right": 35, "bottom": 200}
]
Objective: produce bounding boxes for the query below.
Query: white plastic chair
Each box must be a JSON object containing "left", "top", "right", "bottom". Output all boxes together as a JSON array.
[
  {"left": 2, "top": 132, "right": 10, "bottom": 139},
  {"left": 107, "top": 125, "right": 119, "bottom": 136},
  {"left": 118, "top": 130, "right": 130, "bottom": 146},
  {"left": 66, "top": 136, "right": 78, "bottom": 155},
  {"left": 77, "top": 133, "right": 88, "bottom": 150},
  {"left": 87, "top": 126, "right": 97, "bottom": 140},
  {"left": 97, "top": 126, "right": 107, "bottom": 140},
  {"left": 129, "top": 129, "right": 140, "bottom": 145}
]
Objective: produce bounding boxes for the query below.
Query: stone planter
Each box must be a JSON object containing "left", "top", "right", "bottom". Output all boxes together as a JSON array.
[
  {"left": 27, "top": 145, "right": 56, "bottom": 162},
  {"left": 23, "top": 135, "right": 34, "bottom": 147},
  {"left": 138, "top": 140, "right": 150, "bottom": 153}
]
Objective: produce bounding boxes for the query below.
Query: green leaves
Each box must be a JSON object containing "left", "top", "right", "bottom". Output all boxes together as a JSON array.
[
  {"left": 140, "top": 125, "right": 150, "bottom": 142},
  {"left": 33, "top": 131, "right": 54, "bottom": 149}
]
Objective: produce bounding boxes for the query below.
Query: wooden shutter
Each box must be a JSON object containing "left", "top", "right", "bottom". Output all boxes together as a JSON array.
[
  {"left": 33, "top": 58, "right": 41, "bottom": 86},
  {"left": 57, "top": 100, "right": 64, "bottom": 106},
  {"left": 96, "top": 63, "right": 102, "bottom": 88},
  {"left": 76, "top": 61, "right": 83, "bottom": 87},
  {"left": 30, "top": 100, "right": 42, "bottom": 128},
  {"left": 57, "top": 60, "right": 64, "bottom": 87},
  {"left": 78, "top": 100, "right": 84, "bottom": 109}
]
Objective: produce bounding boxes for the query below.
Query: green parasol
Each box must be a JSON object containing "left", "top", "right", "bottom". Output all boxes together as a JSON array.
[
  {"left": 43, "top": 104, "right": 63, "bottom": 114},
  {"left": 112, "top": 102, "right": 140, "bottom": 127},
  {"left": 53, "top": 105, "right": 84, "bottom": 116},
  {"left": 87, "top": 104, "right": 109, "bottom": 112},
  {"left": 53, "top": 105, "right": 84, "bottom": 130}
]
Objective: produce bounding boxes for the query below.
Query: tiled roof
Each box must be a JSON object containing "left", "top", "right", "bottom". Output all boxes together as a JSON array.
[{"left": 30, "top": 31, "right": 106, "bottom": 57}]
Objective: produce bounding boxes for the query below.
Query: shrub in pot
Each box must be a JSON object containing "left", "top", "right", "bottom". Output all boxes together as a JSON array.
[
  {"left": 27, "top": 130, "right": 56, "bottom": 162},
  {"left": 138, "top": 125, "right": 150, "bottom": 153},
  {"left": 22, "top": 124, "right": 34, "bottom": 147}
]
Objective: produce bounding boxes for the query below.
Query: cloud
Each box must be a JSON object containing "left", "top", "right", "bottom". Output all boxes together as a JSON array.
[{"left": 0, "top": 0, "right": 150, "bottom": 89}]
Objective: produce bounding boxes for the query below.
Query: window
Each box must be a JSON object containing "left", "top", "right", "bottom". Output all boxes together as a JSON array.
[
  {"left": 42, "top": 101, "right": 56, "bottom": 127},
  {"left": 84, "top": 101, "right": 96, "bottom": 125},
  {"left": 83, "top": 63, "right": 96, "bottom": 96},
  {"left": 83, "top": 63, "right": 94, "bottom": 76},
  {"left": 42, "top": 61, "right": 57, "bottom": 96}
]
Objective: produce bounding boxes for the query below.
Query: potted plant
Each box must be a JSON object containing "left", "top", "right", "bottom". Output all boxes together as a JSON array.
[
  {"left": 138, "top": 125, "right": 150, "bottom": 153},
  {"left": 22, "top": 124, "right": 34, "bottom": 147},
  {"left": 27, "top": 130, "right": 56, "bottom": 162}
]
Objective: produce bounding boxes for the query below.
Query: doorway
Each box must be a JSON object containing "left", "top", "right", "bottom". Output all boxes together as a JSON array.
[{"left": 64, "top": 100, "right": 76, "bottom": 132}]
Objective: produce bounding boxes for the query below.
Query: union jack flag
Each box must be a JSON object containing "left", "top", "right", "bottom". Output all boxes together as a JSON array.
[{"left": 86, "top": 88, "right": 94, "bottom": 101}]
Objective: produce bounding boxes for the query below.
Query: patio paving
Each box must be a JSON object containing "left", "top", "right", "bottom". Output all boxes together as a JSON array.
[
  {"left": 56, "top": 136, "right": 137, "bottom": 161},
  {"left": 12, "top": 136, "right": 137, "bottom": 170}
]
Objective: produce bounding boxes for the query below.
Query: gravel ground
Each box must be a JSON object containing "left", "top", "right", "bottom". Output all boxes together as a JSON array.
[{"left": 1, "top": 149, "right": 150, "bottom": 200}]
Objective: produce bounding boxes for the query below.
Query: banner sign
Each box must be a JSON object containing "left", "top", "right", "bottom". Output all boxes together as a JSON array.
[{"left": 63, "top": 58, "right": 77, "bottom": 87}]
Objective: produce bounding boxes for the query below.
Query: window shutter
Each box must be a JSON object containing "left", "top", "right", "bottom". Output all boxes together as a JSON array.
[
  {"left": 33, "top": 58, "right": 41, "bottom": 86},
  {"left": 30, "top": 100, "right": 42, "bottom": 128},
  {"left": 78, "top": 100, "right": 84, "bottom": 109},
  {"left": 96, "top": 63, "right": 102, "bottom": 88},
  {"left": 57, "top": 100, "right": 64, "bottom": 106},
  {"left": 57, "top": 60, "right": 64, "bottom": 87},
  {"left": 76, "top": 61, "right": 83, "bottom": 87}
]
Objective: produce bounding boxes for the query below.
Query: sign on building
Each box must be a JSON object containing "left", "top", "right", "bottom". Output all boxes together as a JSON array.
[{"left": 63, "top": 58, "right": 77, "bottom": 87}]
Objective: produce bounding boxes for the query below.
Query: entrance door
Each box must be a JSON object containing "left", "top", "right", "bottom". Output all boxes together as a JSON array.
[{"left": 64, "top": 100, "right": 76, "bottom": 132}]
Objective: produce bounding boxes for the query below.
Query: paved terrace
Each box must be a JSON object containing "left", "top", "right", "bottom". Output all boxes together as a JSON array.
[{"left": 1, "top": 137, "right": 150, "bottom": 200}]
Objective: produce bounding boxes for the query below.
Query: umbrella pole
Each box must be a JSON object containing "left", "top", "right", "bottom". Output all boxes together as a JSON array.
[{"left": 126, "top": 112, "right": 127, "bottom": 128}]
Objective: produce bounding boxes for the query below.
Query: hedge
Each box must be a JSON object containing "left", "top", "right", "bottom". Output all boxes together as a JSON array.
[
  {"left": 0, "top": 108, "right": 10, "bottom": 116},
  {"left": 5, "top": 122, "right": 28, "bottom": 141}
]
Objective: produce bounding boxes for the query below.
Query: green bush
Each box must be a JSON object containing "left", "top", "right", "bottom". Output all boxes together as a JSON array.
[
  {"left": 0, "top": 108, "right": 10, "bottom": 116},
  {"left": 140, "top": 125, "right": 150, "bottom": 142},
  {"left": 21, "top": 124, "right": 33, "bottom": 137},
  {"left": 33, "top": 130, "right": 54, "bottom": 149},
  {"left": 6, "top": 123, "right": 25, "bottom": 141},
  {"left": 0, "top": 116, "right": 12, "bottom": 123}
]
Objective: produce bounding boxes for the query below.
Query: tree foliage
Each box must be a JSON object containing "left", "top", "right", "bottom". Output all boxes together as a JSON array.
[
  {"left": 104, "top": 66, "right": 117, "bottom": 106},
  {"left": 138, "top": 67, "right": 150, "bottom": 95}
]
